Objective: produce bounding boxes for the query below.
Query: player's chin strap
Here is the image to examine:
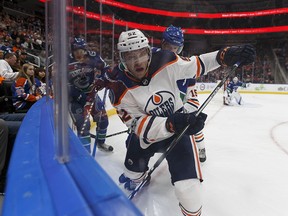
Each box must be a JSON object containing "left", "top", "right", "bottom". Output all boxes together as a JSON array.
[{"left": 128, "top": 62, "right": 241, "bottom": 200}]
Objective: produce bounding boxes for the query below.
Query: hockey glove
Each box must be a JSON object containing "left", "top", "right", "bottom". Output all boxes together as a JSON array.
[
  {"left": 165, "top": 112, "right": 207, "bottom": 135},
  {"left": 216, "top": 44, "right": 256, "bottom": 67},
  {"left": 94, "top": 78, "right": 107, "bottom": 91}
]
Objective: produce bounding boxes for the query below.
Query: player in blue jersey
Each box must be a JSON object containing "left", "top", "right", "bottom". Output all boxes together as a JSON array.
[
  {"left": 68, "top": 38, "right": 113, "bottom": 153},
  {"left": 224, "top": 76, "right": 249, "bottom": 105},
  {"left": 155, "top": 25, "right": 207, "bottom": 162},
  {"left": 98, "top": 29, "right": 255, "bottom": 215}
]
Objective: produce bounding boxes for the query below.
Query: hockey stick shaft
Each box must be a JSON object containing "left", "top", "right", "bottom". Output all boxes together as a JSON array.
[
  {"left": 80, "top": 87, "right": 99, "bottom": 135},
  {"left": 90, "top": 129, "right": 129, "bottom": 139},
  {"left": 80, "top": 101, "right": 95, "bottom": 135},
  {"left": 128, "top": 63, "right": 240, "bottom": 200},
  {"left": 92, "top": 88, "right": 108, "bottom": 157}
]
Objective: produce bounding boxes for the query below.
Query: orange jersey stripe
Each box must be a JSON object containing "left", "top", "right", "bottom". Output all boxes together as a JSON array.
[
  {"left": 194, "top": 133, "right": 204, "bottom": 140},
  {"left": 137, "top": 115, "right": 148, "bottom": 136},
  {"left": 191, "top": 136, "right": 202, "bottom": 180},
  {"left": 187, "top": 99, "right": 200, "bottom": 107},
  {"left": 195, "top": 56, "right": 201, "bottom": 78}
]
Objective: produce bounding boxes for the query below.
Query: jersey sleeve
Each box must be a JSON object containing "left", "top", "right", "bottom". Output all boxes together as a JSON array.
[
  {"left": 115, "top": 101, "right": 173, "bottom": 149},
  {"left": 184, "top": 83, "right": 199, "bottom": 113},
  {"left": 171, "top": 50, "right": 220, "bottom": 81},
  {"left": 0, "top": 61, "right": 19, "bottom": 80}
]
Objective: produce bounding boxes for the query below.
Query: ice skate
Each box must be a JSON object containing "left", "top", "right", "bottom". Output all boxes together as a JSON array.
[
  {"left": 97, "top": 143, "right": 114, "bottom": 152},
  {"left": 119, "top": 173, "right": 150, "bottom": 191}
]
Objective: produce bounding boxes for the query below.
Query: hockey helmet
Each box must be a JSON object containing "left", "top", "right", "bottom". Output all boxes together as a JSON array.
[
  {"left": 71, "top": 37, "right": 87, "bottom": 51},
  {"left": 117, "top": 29, "right": 150, "bottom": 53},
  {"left": 162, "top": 25, "right": 184, "bottom": 54},
  {"left": 117, "top": 29, "right": 151, "bottom": 69}
]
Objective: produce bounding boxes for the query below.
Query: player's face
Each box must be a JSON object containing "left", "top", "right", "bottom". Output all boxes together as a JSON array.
[
  {"left": 122, "top": 48, "right": 150, "bottom": 80},
  {"left": 73, "top": 48, "right": 86, "bottom": 61},
  {"left": 162, "top": 42, "right": 181, "bottom": 54}
]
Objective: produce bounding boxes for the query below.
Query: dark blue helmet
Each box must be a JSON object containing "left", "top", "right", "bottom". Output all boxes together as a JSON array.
[
  {"left": 71, "top": 37, "right": 87, "bottom": 51},
  {"left": 162, "top": 25, "right": 184, "bottom": 47}
]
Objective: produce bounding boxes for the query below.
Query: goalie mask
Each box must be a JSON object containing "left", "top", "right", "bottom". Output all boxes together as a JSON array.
[{"left": 233, "top": 77, "right": 239, "bottom": 83}]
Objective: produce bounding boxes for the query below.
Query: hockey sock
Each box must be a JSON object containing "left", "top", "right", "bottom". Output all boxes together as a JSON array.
[{"left": 79, "top": 135, "right": 91, "bottom": 153}]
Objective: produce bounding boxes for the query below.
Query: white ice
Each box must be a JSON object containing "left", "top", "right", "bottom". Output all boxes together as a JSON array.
[{"left": 92, "top": 93, "right": 288, "bottom": 216}]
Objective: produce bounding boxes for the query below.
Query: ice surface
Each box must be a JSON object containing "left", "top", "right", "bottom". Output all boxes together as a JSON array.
[{"left": 93, "top": 93, "right": 288, "bottom": 216}]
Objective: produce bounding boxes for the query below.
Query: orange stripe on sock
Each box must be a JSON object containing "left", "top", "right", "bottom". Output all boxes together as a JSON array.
[
  {"left": 191, "top": 136, "right": 202, "bottom": 180},
  {"left": 180, "top": 203, "right": 202, "bottom": 216}
]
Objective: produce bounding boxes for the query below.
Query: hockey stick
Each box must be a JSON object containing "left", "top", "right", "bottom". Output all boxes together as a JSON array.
[
  {"left": 92, "top": 88, "right": 112, "bottom": 156},
  {"left": 80, "top": 100, "right": 95, "bottom": 136},
  {"left": 90, "top": 129, "right": 129, "bottom": 139},
  {"left": 128, "top": 62, "right": 240, "bottom": 200},
  {"left": 80, "top": 86, "right": 99, "bottom": 136}
]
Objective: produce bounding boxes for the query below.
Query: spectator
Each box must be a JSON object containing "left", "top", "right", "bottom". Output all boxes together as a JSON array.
[
  {"left": 34, "top": 67, "right": 47, "bottom": 96},
  {"left": 0, "top": 52, "right": 19, "bottom": 81},
  {"left": 18, "top": 51, "right": 29, "bottom": 66},
  {"left": 21, "top": 36, "right": 34, "bottom": 50},
  {"left": 11, "top": 63, "right": 41, "bottom": 111},
  {"left": 0, "top": 112, "right": 25, "bottom": 195},
  {"left": 0, "top": 118, "right": 8, "bottom": 194},
  {"left": 0, "top": 50, "right": 4, "bottom": 59}
]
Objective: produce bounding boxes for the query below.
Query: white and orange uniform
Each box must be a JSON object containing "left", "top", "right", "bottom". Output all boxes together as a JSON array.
[{"left": 107, "top": 49, "right": 220, "bottom": 215}]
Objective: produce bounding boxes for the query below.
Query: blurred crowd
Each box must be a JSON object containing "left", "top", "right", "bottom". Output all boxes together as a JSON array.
[{"left": 0, "top": 10, "right": 287, "bottom": 114}]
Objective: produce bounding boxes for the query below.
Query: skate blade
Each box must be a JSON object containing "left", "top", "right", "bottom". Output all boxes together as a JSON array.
[{"left": 97, "top": 144, "right": 114, "bottom": 152}]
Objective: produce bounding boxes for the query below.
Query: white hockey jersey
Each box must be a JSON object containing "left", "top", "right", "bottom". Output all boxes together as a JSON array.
[{"left": 107, "top": 50, "right": 220, "bottom": 149}]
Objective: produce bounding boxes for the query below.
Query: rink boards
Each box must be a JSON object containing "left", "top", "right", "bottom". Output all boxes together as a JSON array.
[{"left": 1, "top": 98, "right": 142, "bottom": 216}]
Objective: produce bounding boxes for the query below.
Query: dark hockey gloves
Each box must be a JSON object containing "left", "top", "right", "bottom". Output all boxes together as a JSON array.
[
  {"left": 216, "top": 44, "right": 256, "bottom": 67},
  {"left": 94, "top": 78, "right": 107, "bottom": 91},
  {"left": 166, "top": 112, "right": 207, "bottom": 135}
]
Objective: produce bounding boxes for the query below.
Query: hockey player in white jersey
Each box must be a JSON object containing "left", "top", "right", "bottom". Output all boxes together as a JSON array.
[
  {"left": 157, "top": 25, "right": 207, "bottom": 162},
  {"left": 101, "top": 29, "right": 255, "bottom": 215},
  {"left": 224, "top": 76, "right": 249, "bottom": 105}
]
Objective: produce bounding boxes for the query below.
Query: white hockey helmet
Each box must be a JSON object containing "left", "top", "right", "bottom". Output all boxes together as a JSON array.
[
  {"left": 233, "top": 77, "right": 238, "bottom": 83},
  {"left": 118, "top": 29, "right": 149, "bottom": 52},
  {"left": 117, "top": 29, "right": 151, "bottom": 71}
]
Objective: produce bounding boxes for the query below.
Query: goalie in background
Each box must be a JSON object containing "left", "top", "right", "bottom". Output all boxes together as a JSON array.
[{"left": 223, "top": 76, "right": 249, "bottom": 105}]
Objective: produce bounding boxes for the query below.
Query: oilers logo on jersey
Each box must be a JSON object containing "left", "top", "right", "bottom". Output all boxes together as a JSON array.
[{"left": 145, "top": 91, "right": 175, "bottom": 117}]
